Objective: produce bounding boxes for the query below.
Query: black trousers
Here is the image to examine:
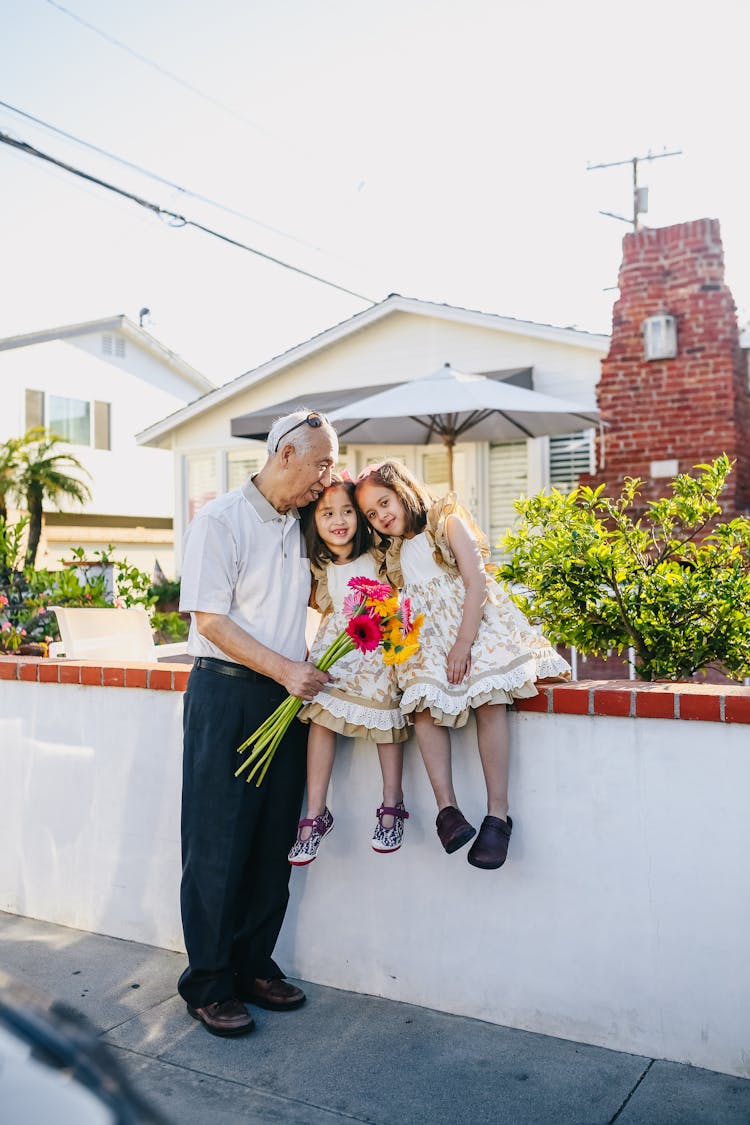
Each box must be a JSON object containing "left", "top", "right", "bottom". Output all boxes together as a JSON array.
[{"left": 177, "top": 662, "right": 307, "bottom": 1007}]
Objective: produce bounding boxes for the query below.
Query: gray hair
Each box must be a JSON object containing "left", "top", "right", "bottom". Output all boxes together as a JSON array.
[{"left": 267, "top": 409, "right": 337, "bottom": 456}]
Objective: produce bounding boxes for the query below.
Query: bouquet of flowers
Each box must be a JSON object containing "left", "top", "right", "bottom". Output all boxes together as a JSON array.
[{"left": 235, "top": 576, "right": 423, "bottom": 786}]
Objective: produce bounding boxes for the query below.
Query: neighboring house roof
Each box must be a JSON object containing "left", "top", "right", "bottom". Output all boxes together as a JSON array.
[
  {"left": 0, "top": 315, "right": 215, "bottom": 395},
  {"left": 137, "top": 294, "right": 609, "bottom": 446}
]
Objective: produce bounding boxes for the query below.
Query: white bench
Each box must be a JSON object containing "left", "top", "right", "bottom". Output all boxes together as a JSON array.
[{"left": 47, "top": 606, "right": 188, "bottom": 662}]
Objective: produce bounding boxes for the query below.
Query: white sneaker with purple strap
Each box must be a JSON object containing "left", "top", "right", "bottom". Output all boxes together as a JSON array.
[
  {"left": 371, "top": 801, "right": 409, "bottom": 853},
  {"left": 288, "top": 807, "right": 334, "bottom": 866}
]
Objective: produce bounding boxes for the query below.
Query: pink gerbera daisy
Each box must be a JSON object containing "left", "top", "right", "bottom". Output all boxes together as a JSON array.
[
  {"left": 401, "top": 596, "right": 413, "bottom": 634},
  {"left": 346, "top": 613, "right": 381, "bottom": 652},
  {"left": 342, "top": 591, "right": 364, "bottom": 619},
  {"left": 347, "top": 575, "right": 393, "bottom": 602}
]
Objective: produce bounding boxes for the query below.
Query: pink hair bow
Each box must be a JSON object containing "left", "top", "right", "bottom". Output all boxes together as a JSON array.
[{"left": 354, "top": 462, "right": 384, "bottom": 483}]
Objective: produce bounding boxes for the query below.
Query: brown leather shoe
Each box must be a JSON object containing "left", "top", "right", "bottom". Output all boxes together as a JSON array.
[
  {"left": 436, "top": 806, "right": 476, "bottom": 853},
  {"left": 239, "top": 977, "right": 306, "bottom": 1011},
  {"left": 187, "top": 998, "right": 255, "bottom": 1037}
]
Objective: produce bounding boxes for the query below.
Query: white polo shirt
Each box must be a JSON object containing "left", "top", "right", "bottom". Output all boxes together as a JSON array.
[{"left": 179, "top": 478, "right": 310, "bottom": 663}]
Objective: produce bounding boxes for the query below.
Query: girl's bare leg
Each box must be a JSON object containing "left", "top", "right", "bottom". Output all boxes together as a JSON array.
[
  {"left": 376, "top": 742, "right": 404, "bottom": 828},
  {"left": 299, "top": 723, "right": 336, "bottom": 840},
  {"left": 474, "top": 703, "right": 510, "bottom": 819},
  {"left": 413, "top": 710, "right": 456, "bottom": 811}
]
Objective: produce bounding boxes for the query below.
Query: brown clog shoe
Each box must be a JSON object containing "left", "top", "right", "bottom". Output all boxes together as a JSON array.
[
  {"left": 467, "top": 815, "right": 513, "bottom": 869},
  {"left": 435, "top": 806, "right": 476, "bottom": 854}
]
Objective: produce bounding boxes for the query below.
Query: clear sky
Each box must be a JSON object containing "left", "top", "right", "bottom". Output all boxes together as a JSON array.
[{"left": 1, "top": 0, "right": 748, "bottom": 384}]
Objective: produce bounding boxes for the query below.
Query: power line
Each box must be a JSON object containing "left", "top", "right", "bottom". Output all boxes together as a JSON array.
[
  {"left": 0, "top": 98, "right": 330, "bottom": 256},
  {"left": 43, "top": 0, "right": 285, "bottom": 147},
  {"left": 0, "top": 129, "right": 375, "bottom": 304}
]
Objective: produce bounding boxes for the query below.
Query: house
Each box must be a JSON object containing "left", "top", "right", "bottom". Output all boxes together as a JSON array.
[
  {"left": 137, "top": 294, "right": 608, "bottom": 569},
  {"left": 0, "top": 315, "right": 215, "bottom": 577}
]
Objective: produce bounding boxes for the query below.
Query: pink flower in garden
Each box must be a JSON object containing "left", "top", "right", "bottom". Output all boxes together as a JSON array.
[
  {"left": 346, "top": 613, "right": 381, "bottom": 653},
  {"left": 347, "top": 575, "right": 392, "bottom": 602},
  {"left": 0, "top": 594, "right": 8, "bottom": 607},
  {"left": 20, "top": 629, "right": 26, "bottom": 636},
  {"left": 1, "top": 621, "right": 10, "bottom": 632},
  {"left": 85, "top": 592, "right": 92, "bottom": 600},
  {"left": 114, "top": 597, "right": 125, "bottom": 608}
]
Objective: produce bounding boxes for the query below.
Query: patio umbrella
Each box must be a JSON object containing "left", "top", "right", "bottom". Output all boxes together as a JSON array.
[{"left": 327, "top": 363, "right": 600, "bottom": 489}]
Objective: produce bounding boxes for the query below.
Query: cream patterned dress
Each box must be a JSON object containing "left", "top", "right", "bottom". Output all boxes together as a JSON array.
[
  {"left": 299, "top": 553, "right": 408, "bottom": 743},
  {"left": 387, "top": 495, "right": 571, "bottom": 728}
]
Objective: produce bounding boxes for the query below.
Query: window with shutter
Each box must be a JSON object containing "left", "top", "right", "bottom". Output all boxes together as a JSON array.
[
  {"left": 227, "top": 449, "right": 265, "bottom": 490},
  {"left": 549, "top": 430, "right": 594, "bottom": 493},
  {"left": 419, "top": 449, "right": 467, "bottom": 502},
  {"left": 94, "top": 401, "right": 111, "bottom": 450},
  {"left": 187, "top": 456, "right": 217, "bottom": 521},
  {"left": 489, "top": 442, "right": 528, "bottom": 558},
  {"left": 355, "top": 448, "right": 411, "bottom": 475},
  {"left": 25, "top": 389, "right": 44, "bottom": 430}
]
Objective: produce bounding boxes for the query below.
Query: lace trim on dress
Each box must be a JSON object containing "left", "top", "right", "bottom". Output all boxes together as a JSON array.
[
  {"left": 533, "top": 649, "right": 572, "bottom": 679},
  {"left": 400, "top": 663, "right": 537, "bottom": 718},
  {"left": 300, "top": 696, "right": 409, "bottom": 742},
  {"left": 308, "top": 692, "right": 406, "bottom": 731}
]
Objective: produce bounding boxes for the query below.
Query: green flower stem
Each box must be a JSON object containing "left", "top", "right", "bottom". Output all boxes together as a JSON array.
[
  {"left": 235, "top": 618, "right": 363, "bottom": 784},
  {"left": 242, "top": 699, "right": 303, "bottom": 786},
  {"left": 235, "top": 695, "right": 296, "bottom": 757}
]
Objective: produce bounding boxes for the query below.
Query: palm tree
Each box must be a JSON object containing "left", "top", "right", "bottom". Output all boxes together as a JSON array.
[
  {"left": 15, "top": 429, "right": 92, "bottom": 568},
  {"left": 0, "top": 436, "right": 23, "bottom": 524}
]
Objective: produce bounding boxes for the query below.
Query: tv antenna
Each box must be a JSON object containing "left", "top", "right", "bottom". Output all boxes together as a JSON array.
[{"left": 587, "top": 148, "right": 682, "bottom": 230}]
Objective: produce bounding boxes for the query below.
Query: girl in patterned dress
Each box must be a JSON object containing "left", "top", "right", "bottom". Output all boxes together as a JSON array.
[
  {"left": 356, "top": 461, "right": 569, "bottom": 870},
  {"left": 288, "top": 475, "right": 409, "bottom": 866}
]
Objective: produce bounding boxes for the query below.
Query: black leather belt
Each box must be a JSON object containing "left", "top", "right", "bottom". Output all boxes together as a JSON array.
[{"left": 194, "top": 656, "right": 274, "bottom": 684}]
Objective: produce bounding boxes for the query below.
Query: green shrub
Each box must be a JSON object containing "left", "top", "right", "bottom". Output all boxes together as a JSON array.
[
  {"left": 151, "top": 610, "right": 189, "bottom": 643},
  {"left": 499, "top": 455, "right": 750, "bottom": 681},
  {"left": 0, "top": 534, "right": 160, "bottom": 652},
  {"left": 149, "top": 577, "right": 181, "bottom": 610}
]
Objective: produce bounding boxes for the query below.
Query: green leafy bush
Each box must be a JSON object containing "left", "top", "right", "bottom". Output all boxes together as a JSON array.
[
  {"left": 499, "top": 455, "right": 750, "bottom": 681},
  {"left": 149, "top": 577, "right": 181, "bottom": 610},
  {"left": 151, "top": 610, "right": 189, "bottom": 643},
  {"left": 0, "top": 532, "right": 160, "bottom": 652}
]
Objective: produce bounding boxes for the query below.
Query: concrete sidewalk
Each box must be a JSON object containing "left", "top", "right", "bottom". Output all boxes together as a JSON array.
[{"left": 1, "top": 912, "right": 748, "bottom": 1125}]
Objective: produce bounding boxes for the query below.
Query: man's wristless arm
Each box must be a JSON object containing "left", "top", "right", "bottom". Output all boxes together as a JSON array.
[
  {"left": 193, "top": 612, "right": 331, "bottom": 700},
  {"left": 193, "top": 612, "right": 291, "bottom": 683}
]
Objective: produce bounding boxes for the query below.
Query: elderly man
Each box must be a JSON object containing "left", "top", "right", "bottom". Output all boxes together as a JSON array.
[{"left": 177, "top": 410, "right": 338, "bottom": 1037}]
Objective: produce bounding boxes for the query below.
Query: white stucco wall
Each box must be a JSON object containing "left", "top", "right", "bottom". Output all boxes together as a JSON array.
[{"left": 1, "top": 675, "right": 748, "bottom": 1077}]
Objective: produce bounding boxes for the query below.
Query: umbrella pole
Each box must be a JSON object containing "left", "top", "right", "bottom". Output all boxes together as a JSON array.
[{"left": 446, "top": 439, "right": 455, "bottom": 492}]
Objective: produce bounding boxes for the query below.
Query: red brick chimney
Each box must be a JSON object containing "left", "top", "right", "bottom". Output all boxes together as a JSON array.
[{"left": 583, "top": 219, "right": 750, "bottom": 515}]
